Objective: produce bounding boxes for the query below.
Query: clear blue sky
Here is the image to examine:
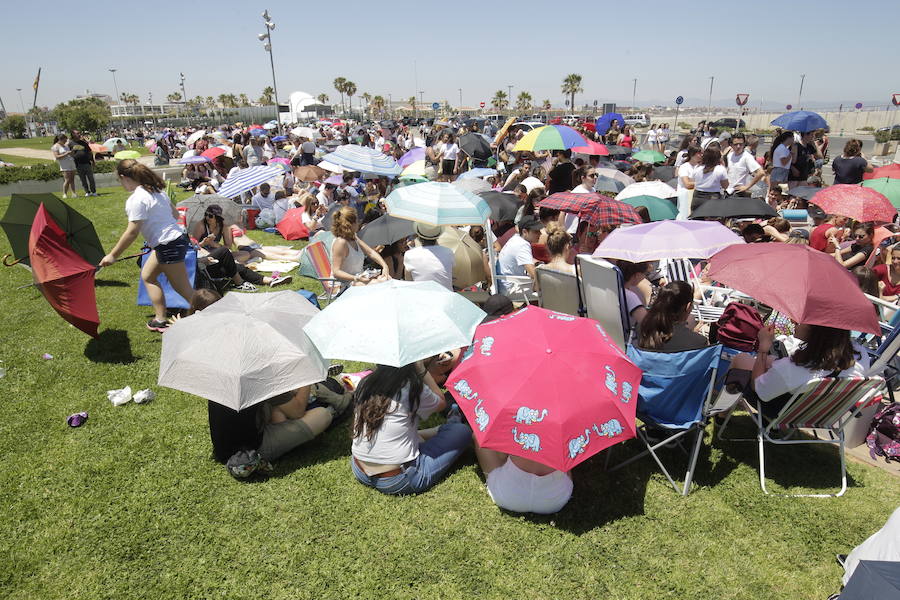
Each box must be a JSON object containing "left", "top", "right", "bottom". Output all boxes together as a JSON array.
[{"left": 1, "top": 0, "right": 897, "bottom": 112}]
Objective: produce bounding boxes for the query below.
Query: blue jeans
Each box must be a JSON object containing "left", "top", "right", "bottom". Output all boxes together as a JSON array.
[{"left": 351, "top": 422, "right": 472, "bottom": 495}]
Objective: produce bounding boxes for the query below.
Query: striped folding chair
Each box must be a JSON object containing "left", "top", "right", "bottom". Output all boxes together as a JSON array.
[
  {"left": 754, "top": 376, "right": 884, "bottom": 497},
  {"left": 299, "top": 241, "right": 342, "bottom": 302}
]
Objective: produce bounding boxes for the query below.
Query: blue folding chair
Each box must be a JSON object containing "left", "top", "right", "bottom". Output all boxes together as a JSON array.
[{"left": 609, "top": 344, "right": 723, "bottom": 495}]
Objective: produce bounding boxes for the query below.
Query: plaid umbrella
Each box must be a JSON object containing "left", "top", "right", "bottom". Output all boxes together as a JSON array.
[
  {"left": 539, "top": 192, "right": 641, "bottom": 227},
  {"left": 538, "top": 192, "right": 604, "bottom": 214}
]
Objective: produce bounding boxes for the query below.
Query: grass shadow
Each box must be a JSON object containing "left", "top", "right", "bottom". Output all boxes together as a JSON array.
[
  {"left": 95, "top": 279, "right": 130, "bottom": 287},
  {"left": 84, "top": 329, "right": 139, "bottom": 364}
]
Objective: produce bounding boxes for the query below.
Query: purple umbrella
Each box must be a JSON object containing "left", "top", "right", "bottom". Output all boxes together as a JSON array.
[
  {"left": 398, "top": 147, "right": 426, "bottom": 168},
  {"left": 325, "top": 175, "right": 344, "bottom": 185},
  {"left": 592, "top": 220, "right": 744, "bottom": 262},
  {"left": 179, "top": 155, "right": 212, "bottom": 165}
]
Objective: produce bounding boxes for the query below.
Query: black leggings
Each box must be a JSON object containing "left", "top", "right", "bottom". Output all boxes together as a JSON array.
[{"left": 205, "top": 247, "right": 264, "bottom": 284}]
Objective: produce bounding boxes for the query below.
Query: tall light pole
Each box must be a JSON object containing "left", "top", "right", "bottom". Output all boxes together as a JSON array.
[
  {"left": 706, "top": 76, "right": 715, "bottom": 120},
  {"left": 258, "top": 9, "right": 280, "bottom": 130},
  {"left": 16, "top": 88, "right": 25, "bottom": 113},
  {"left": 458, "top": 88, "right": 462, "bottom": 110},
  {"left": 179, "top": 72, "right": 190, "bottom": 125},
  {"left": 108, "top": 68, "right": 124, "bottom": 131},
  {"left": 632, "top": 78, "right": 637, "bottom": 110},
  {"left": 507, "top": 85, "right": 513, "bottom": 113},
  {"left": 418, "top": 91, "right": 424, "bottom": 106},
  {"left": 797, "top": 74, "right": 806, "bottom": 110}
]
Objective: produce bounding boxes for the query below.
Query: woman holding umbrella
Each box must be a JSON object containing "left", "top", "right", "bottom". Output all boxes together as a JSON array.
[
  {"left": 832, "top": 224, "right": 874, "bottom": 269},
  {"left": 99, "top": 160, "right": 194, "bottom": 332}
]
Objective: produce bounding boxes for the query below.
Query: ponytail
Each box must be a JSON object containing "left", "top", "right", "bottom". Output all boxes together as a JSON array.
[
  {"left": 638, "top": 281, "right": 694, "bottom": 350},
  {"left": 117, "top": 159, "right": 166, "bottom": 193}
]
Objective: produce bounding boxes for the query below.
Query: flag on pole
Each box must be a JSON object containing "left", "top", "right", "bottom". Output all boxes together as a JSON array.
[{"left": 31, "top": 67, "right": 41, "bottom": 109}]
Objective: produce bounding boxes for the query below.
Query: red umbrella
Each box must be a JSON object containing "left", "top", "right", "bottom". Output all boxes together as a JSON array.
[
  {"left": 538, "top": 191, "right": 605, "bottom": 214},
  {"left": 275, "top": 208, "right": 310, "bottom": 241},
  {"left": 447, "top": 306, "right": 641, "bottom": 472},
  {"left": 864, "top": 163, "right": 900, "bottom": 181},
  {"left": 570, "top": 139, "right": 609, "bottom": 155},
  {"left": 810, "top": 185, "right": 896, "bottom": 223},
  {"left": 201, "top": 147, "right": 226, "bottom": 160},
  {"left": 28, "top": 204, "right": 99, "bottom": 338},
  {"left": 572, "top": 197, "right": 643, "bottom": 228},
  {"left": 707, "top": 243, "right": 879, "bottom": 334}
]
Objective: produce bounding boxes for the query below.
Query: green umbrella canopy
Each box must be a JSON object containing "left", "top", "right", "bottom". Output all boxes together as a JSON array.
[
  {"left": 619, "top": 194, "right": 677, "bottom": 221},
  {"left": 862, "top": 177, "right": 900, "bottom": 210},
  {"left": 0, "top": 194, "right": 105, "bottom": 266},
  {"left": 631, "top": 150, "right": 667, "bottom": 164}
]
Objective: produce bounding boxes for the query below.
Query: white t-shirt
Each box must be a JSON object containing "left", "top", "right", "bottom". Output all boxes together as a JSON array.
[
  {"left": 674, "top": 149, "right": 688, "bottom": 167},
  {"left": 251, "top": 192, "right": 276, "bottom": 211},
  {"left": 726, "top": 150, "right": 762, "bottom": 191},
  {"left": 351, "top": 383, "right": 442, "bottom": 464},
  {"left": 498, "top": 234, "right": 534, "bottom": 278},
  {"left": 403, "top": 245, "right": 455, "bottom": 290},
  {"left": 439, "top": 142, "right": 459, "bottom": 160},
  {"left": 646, "top": 129, "right": 658, "bottom": 143},
  {"left": 693, "top": 165, "right": 728, "bottom": 192},
  {"left": 755, "top": 343, "right": 870, "bottom": 402},
  {"left": 677, "top": 163, "right": 696, "bottom": 192},
  {"left": 773, "top": 144, "right": 792, "bottom": 169},
  {"left": 272, "top": 197, "right": 294, "bottom": 224},
  {"left": 124, "top": 186, "right": 183, "bottom": 248},
  {"left": 52, "top": 143, "right": 75, "bottom": 171}
]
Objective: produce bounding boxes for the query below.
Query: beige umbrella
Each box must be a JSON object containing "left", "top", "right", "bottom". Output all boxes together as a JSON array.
[{"left": 437, "top": 226, "right": 486, "bottom": 289}]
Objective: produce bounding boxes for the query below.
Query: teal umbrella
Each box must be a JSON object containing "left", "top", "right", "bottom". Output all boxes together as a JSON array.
[
  {"left": 303, "top": 280, "right": 486, "bottom": 367},
  {"left": 619, "top": 195, "right": 677, "bottom": 221},
  {"left": 862, "top": 178, "right": 900, "bottom": 210},
  {"left": 631, "top": 150, "right": 667, "bottom": 164},
  {"left": 385, "top": 182, "right": 491, "bottom": 226}
]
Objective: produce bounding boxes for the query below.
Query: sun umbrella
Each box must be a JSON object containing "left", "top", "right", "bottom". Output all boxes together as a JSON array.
[
  {"left": 176, "top": 194, "right": 242, "bottom": 233},
  {"left": 651, "top": 165, "right": 676, "bottom": 181},
  {"left": 89, "top": 143, "right": 109, "bottom": 154},
  {"left": 458, "top": 132, "right": 492, "bottom": 160},
  {"left": 303, "top": 280, "right": 486, "bottom": 367},
  {"left": 386, "top": 182, "right": 492, "bottom": 226},
  {"left": 457, "top": 167, "right": 498, "bottom": 180},
  {"left": 113, "top": 150, "right": 141, "bottom": 160},
  {"left": 28, "top": 204, "right": 99, "bottom": 338},
  {"left": 292, "top": 165, "right": 327, "bottom": 182},
  {"left": 323, "top": 144, "right": 402, "bottom": 176},
  {"left": 873, "top": 226, "right": 900, "bottom": 248},
  {"left": 594, "top": 220, "right": 743, "bottom": 262},
  {"left": 707, "top": 243, "right": 880, "bottom": 334},
  {"left": 597, "top": 167, "right": 634, "bottom": 186},
  {"left": 538, "top": 191, "right": 606, "bottom": 214},
  {"left": 538, "top": 193, "right": 642, "bottom": 228},
  {"left": 275, "top": 208, "right": 311, "bottom": 241},
  {"left": 217, "top": 165, "right": 283, "bottom": 199},
  {"left": 861, "top": 177, "right": 900, "bottom": 209},
  {"left": 400, "top": 159, "right": 428, "bottom": 180},
  {"left": 787, "top": 185, "right": 820, "bottom": 201},
  {"left": 102, "top": 137, "right": 127, "bottom": 149},
  {"left": 291, "top": 126, "right": 319, "bottom": 139},
  {"left": 595, "top": 113, "right": 625, "bottom": 135},
  {"left": 271, "top": 135, "right": 287, "bottom": 143},
  {"left": 436, "top": 227, "right": 486, "bottom": 288},
  {"left": 618, "top": 195, "right": 678, "bottom": 221},
  {"left": 840, "top": 560, "right": 900, "bottom": 600},
  {"left": 398, "top": 147, "right": 426, "bottom": 168},
  {"left": 604, "top": 145, "right": 633, "bottom": 156},
  {"left": 571, "top": 139, "right": 609, "bottom": 156},
  {"left": 864, "top": 163, "right": 900, "bottom": 181},
  {"left": 513, "top": 125, "right": 588, "bottom": 153},
  {"left": 452, "top": 178, "right": 492, "bottom": 194},
  {"left": 593, "top": 175, "right": 626, "bottom": 194},
  {"left": 1, "top": 193, "right": 105, "bottom": 267},
  {"left": 249, "top": 128, "right": 267, "bottom": 137},
  {"left": 479, "top": 191, "right": 520, "bottom": 223},
  {"left": 178, "top": 155, "right": 212, "bottom": 165},
  {"left": 264, "top": 121, "right": 278, "bottom": 130},
  {"left": 689, "top": 196, "right": 778, "bottom": 220},
  {"left": 770, "top": 110, "right": 828, "bottom": 133},
  {"left": 447, "top": 306, "right": 641, "bottom": 472},
  {"left": 268, "top": 157, "right": 291, "bottom": 168},
  {"left": 631, "top": 150, "right": 667, "bottom": 164},
  {"left": 358, "top": 213, "right": 414, "bottom": 247},
  {"left": 159, "top": 291, "right": 326, "bottom": 411},
  {"left": 185, "top": 130, "right": 207, "bottom": 146},
  {"left": 616, "top": 181, "right": 677, "bottom": 200},
  {"left": 201, "top": 147, "right": 226, "bottom": 161},
  {"left": 810, "top": 185, "right": 896, "bottom": 223}
]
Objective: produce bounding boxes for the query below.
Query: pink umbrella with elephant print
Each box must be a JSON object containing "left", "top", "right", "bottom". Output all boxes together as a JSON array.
[{"left": 446, "top": 306, "right": 642, "bottom": 472}]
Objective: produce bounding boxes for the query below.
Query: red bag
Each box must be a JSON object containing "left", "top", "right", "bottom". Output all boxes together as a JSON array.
[{"left": 715, "top": 303, "right": 763, "bottom": 351}]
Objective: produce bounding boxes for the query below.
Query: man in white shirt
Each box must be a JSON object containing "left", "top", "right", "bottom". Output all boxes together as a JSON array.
[
  {"left": 403, "top": 223, "right": 455, "bottom": 290},
  {"left": 725, "top": 133, "right": 764, "bottom": 196},
  {"left": 497, "top": 216, "right": 543, "bottom": 293},
  {"left": 316, "top": 183, "right": 336, "bottom": 208},
  {"left": 251, "top": 183, "right": 276, "bottom": 211}
]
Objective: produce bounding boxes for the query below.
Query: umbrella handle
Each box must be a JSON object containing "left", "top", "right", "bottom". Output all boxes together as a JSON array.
[
  {"left": 115, "top": 248, "right": 152, "bottom": 263},
  {"left": 2, "top": 254, "right": 22, "bottom": 267}
]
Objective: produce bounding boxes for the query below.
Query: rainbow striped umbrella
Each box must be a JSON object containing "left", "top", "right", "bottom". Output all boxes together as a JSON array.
[{"left": 512, "top": 125, "right": 588, "bottom": 152}]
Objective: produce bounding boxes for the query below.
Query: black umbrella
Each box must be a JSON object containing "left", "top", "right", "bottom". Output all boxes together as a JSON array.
[
  {"left": 840, "top": 560, "right": 900, "bottom": 600},
  {"left": 689, "top": 196, "right": 777, "bottom": 219},
  {"left": 605, "top": 145, "right": 633, "bottom": 156},
  {"left": 379, "top": 120, "right": 396, "bottom": 129},
  {"left": 358, "top": 214, "right": 415, "bottom": 247},
  {"left": 593, "top": 175, "right": 626, "bottom": 194},
  {"left": 479, "top": 191, "right": 520, "bottom": 223},
  {"left": 788, "top": 186, "right": 820, "bottom": 201},
  {"left": 651, "top": 165, "right": 676, "bottom": 181},
  {"left": 458, "top": 133, "right": 492, "bottom": 161},
  {"left": 319, "top": 203, "right": 343, "bottom": 230}
]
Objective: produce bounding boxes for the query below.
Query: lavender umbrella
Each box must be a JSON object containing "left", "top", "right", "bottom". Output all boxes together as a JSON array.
[
  {"left": 592, "top": 220, "right": 744, "bottom": 262},
  {"left": 398, "top": 147, "right": 426, "bottom": 168},
  {"left": 178, "top": 155, "right": 212, "bottom": 165}
]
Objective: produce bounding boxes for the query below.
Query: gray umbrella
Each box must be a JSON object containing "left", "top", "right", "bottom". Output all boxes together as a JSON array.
[
  {"left": 594, "top": 175, "right": 626, "bottom": 194},
  {"left": 359, "top": 214, "right": 414, "bottom": 247},
  {"left": 789, "top": 186, "right": 820, "bottom": 201},
  {"left": 840, "top": 560, "right": 900, "bottom": 600}
]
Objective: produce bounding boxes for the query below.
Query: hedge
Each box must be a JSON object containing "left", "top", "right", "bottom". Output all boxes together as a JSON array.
[{"left": 0, "top": 160, "right": 118, "bottom": 185}]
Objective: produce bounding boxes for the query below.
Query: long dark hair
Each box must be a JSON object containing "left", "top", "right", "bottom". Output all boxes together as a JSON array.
[
  {"left": 767, "top": 131, "right": 794, "bottom": 166},
  {"left": 638, "top": 281, "right": 693, "bottom": 349},
  {"left": 792, "top": 325, "right": 859, "bottom": 372},
  {"left": 353, "top": 364, "right": 424, "bottom": 441},
  {"left": 701, "top": 147, "right": 721, "bottom": 173}
]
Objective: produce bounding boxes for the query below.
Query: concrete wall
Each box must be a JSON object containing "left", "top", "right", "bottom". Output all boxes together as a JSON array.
[{"left": 648, "top": 109, "right": 899, "bottom": 134}]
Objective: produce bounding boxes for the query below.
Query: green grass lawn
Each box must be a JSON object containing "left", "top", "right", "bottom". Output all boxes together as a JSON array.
[
  {"left": 0, "top": 152, "right": 53, "bottom": 166},
  {"left": 1, "top": 187, "right": 899, "bottom": 599}
]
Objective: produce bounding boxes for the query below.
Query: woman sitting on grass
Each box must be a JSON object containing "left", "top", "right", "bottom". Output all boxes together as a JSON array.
[
  {"left": 474, "top": 443, "right": 573, "bottom": 515},
  {"left": 331, "top": 206, "right": 390, "bottom": 287},
  {"left": 350, "top": 362, "right": 472, "bottom": 495}
]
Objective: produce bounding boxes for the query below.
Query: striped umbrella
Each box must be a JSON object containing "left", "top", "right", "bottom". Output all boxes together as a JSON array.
[
  {"left": 323, "top": 144, "right": 402, "bottom": 176},
  {"left": 512, "top": 125, "right": 588, "bottom": 152},
  {"left": 385, "top": 182, "right": 491, "bottom": 226},
  {"left": 217, "top": 165, "right": 283, "bottom": 199}
]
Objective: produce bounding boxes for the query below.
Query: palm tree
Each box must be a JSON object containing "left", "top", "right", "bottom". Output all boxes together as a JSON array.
[
  {"left": 491, "top": 90, "right": 508, "bottom": 111},
  {"left": 371, "top": 95, "right": 385, "bottom": 117},
  {"left": 205, "top": 96, "right": 215, "bottom": 107},
  {"left": 167, "top": 92, "right": 182, "bottom": 103},
  {"left": 259, "top": 86, "right": 275, "bottom": 105},
  {"left": 344, "top": 81, "right": 357, "bottom": 116},
  {"left": 361, "top": 92, "right": 371, "bottom": 117},
  {"left": 561, "top": 74, "right": 583, "bottom": 113},
  {"left": 217, "top": 93, "right": 228, "bottom": 108},
  {"left": 515, "top": 91, "right": 533, "bottom": 113},
  {"left": 317, "top": 93, "right": 329, "bottom": 106},
  {"left": 239, "top": 93, "right": 250, "bottom": 107},
  {"left": 333, "top": 77, "right": 347, "bottom": 114}
]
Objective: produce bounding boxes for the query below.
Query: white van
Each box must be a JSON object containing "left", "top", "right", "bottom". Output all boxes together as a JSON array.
[
  {"left": 484, "top": 114, "right": 506, "bottom": 124},
  {"left": 624, "top": 114, "right": 650, "bottom": 126}
]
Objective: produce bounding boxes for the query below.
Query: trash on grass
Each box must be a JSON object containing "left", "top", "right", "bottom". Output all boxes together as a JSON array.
[
  {"left": 107, "top": 386, "right": 133, "bottom": 406},
  {"left": 133, "top": 389, "right": 155, "bottom": 404},
  {"left": 66, "top": 412, "right": 88, "bottom": 427},
  {"left": 42, "top": 353, "right": 53, "bottom": 360}
]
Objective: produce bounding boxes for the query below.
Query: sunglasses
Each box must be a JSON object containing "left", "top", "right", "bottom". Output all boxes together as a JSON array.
[{"left": 852, "top": 233, "right": 868, "bottom": 239}]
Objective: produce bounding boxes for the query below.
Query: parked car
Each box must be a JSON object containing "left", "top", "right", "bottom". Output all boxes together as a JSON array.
[
  {"left": 509, "top": 121, "right": 545, "bottom": 135},
  {"left": 623, "top": 113, "right": 650, "bottom": 127},
  {"left": 709, "top": 118, "right": 747, "bottom": 129},
  {"left": 563, "top": 114, "right": 582, "bottom": 125}
]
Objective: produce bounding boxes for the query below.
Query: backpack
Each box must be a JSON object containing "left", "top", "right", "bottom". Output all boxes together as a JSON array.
[
  {"left": 866, "top": 403, "right": 900, "bottom": 463},
  {"left": 715, "top": 303, "right": 763, "bottom": 351}
]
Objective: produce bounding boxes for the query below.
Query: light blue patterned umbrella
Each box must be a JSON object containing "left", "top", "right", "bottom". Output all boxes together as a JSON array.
[
  {"left": 385, "top": 182, "right": 492, "bottom": 226},
  {"left": 217, "top": 165, "right": 283, "bottom": 198},
  {"left": 322, "top": 144, "right": 402, "bottom": 176},
  {"left": 457, "top": 167, "right": 498, "bottom": 180},
  {"left": 303, "top": 280, "right": 486, "bottom": 367}
]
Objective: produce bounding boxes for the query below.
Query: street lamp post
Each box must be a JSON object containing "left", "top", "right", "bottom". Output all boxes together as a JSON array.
[
  {"left": 179, "top": 72, "right": 190, "bottom": 125},
  {"left": 109, "top": 68, "right": 124, "bottom": 132},
  {"left": 706, "top": 76, "right": 715, "bottom": 120},
  {"left": 458, "top": 88, "right": 462, "bottom": 111},
  {"left": 258, "top": 9, "right": 281, "bottom": 131},
  {"left": 632, "top": 78, "right": 637, "bottom": 110},
  {"left": 797, "top": 74, "right": 806, "bottom": 110},
  {"left": 507, "top": 85, "right": 513, "bottom": 114}
]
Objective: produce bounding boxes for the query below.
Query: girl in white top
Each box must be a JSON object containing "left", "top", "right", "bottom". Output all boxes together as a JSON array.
[
  {"left": 435, "top": 132, "right": 460, "bottom": 181},
  {"left": 329, "top": 205, "right": 390, "bottom": 286},
  {"left": 645, "top": 124, "right": 658, "bottom": 150},
  {"left": 51, "top": 134, "right": 77, "bottom": 198},
  {"left": 299, "top": 192, "right": 325, "bottom": 233},
  {"left": 657, "top": 123, "right": 670, "bottom": 151},
  {"left": 769, "top": 131, "right": 795, "bottom": 184},
  {"left": 475, "top": 443, "right": 573, "bottom": 514},
  {"left": 692, "top": 147, "right": 729, "bottom": 194},
  {"left": 676, "top": 147, "right": 703, "bottom": 192}
]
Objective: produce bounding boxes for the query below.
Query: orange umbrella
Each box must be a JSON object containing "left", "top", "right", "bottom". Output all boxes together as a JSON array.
[{"left": 89, "top": 143, "right": 109, "bottom": 154}]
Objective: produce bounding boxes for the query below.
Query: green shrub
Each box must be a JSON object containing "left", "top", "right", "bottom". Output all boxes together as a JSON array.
[
  {"left": 677, "top": 122, "right": 691, "bottom": 130},
  {"left": 0, "top": 163, "right": 61, "bottom": 185},
  {"left": 94, "top": 161, "right": 118, "bottom": 174},
  {"left": 892, "top": 129, "right": 900, "bottom": 141},
  {"left": 859, "top": 126, "right": 875, "bottom": 132},
  {"left": 875, "top": 129, "right": 891, "bottom": 143}
]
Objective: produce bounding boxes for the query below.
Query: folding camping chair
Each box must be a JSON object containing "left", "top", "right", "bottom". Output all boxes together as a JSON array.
[
  {"left": 609, "top": 344, "right": 723, "bottom": 496},
  {"left": 750, "top": 376, "right": 884, "bottom": 497},
  {"left": 299, "top": 240, "right": 342, "bottom": 302},
  {"left": 536, "top": 267, "right": 579, "bottom": 316},
  {"left": 575, "top": 254, "right": 631, "bottom": 350}
]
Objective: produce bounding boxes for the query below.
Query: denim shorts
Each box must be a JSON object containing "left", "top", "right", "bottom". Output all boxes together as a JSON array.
[
  {"left": 771, "top": 167, "right": 789, "bottom": 183},
  {"left": 154, "top": 234, "right": 190, "bottom": 264}
]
